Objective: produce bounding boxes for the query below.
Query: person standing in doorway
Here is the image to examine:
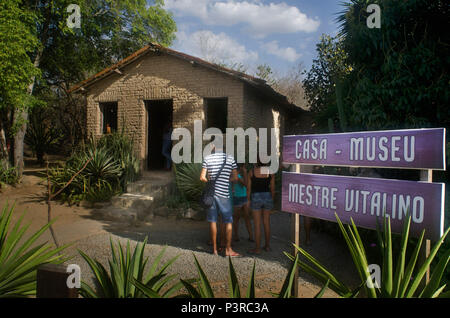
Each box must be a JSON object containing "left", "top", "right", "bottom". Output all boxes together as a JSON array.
[
  {"left": 162, "top": 122, "right": 172, "bottom": 170},
  {"left": 200, "top": 147, "right": 240, "bottom": 257},
  {"left": 247, "top": 159, "right": 275, "bottom": 254}
]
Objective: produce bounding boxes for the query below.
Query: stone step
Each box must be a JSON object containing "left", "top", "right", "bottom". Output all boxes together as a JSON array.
[
  {"left": 97, "top": 207, "right": 139, "bottom": 223},
  {"left": 96, "top": 205, "right": 155, "bottom": 223},
  {"left": 111, "top": 193, "right": 155, "bottom": 210},
  {"left": 126, "top": 181, "right": 173, "bottom": 196},
  {"left": 97, "top": 175, "right": 175, "bottom": 223}
]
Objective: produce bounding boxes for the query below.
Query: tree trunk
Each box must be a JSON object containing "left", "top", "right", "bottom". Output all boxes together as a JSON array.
[
  {"left": 14, "top": 49, "right": 43, "bottom": 177},
  {"left": 13, "top": 110, "right": 28, "bottom": 176},
  {"left": 0, "top": 124, "right": 9, "bottom": 170}
]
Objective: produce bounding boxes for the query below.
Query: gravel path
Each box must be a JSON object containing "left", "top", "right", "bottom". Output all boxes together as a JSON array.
[
  {"left": 65, "top": 211, "right": 359, "bottom": 298},
  {"left": 1, "top": 174, "right": 357, "bottom": 298}
]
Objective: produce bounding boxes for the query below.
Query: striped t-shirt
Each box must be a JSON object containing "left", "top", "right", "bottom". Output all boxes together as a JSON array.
[{"left": 202, "top": 152, "right": 238, "bottom": 198}]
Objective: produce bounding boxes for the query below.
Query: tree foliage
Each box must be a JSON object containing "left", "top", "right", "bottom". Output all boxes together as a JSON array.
[
  {"left": 340, "top": 0, "right": 449, "bottom": 131},
  {"left": 304, "top": 0, "right": 449, "bottom": 132},
  {"left": 302, "top": 34, "right": 352, "bottom": 132},
  {"left": 0, "top": 0, "right": 40, "bottom": 161},
  {"left": 0, "top": 0, "right": 177, "bottom": 172}
]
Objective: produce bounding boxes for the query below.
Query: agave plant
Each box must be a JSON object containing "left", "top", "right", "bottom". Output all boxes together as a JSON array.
[
  {"left": 161, "top": 253, "right": 328, "bottom": 298},
  {"left": 286, "top": 214, "right": 450, "bottom": 298},
  {"left": 174, "top": 163, "right": 205, "bottom": 200},
  {"left": 79, "top": 237, "right": 184, "bottom": 298},
  {"left": 97, "top": 132, "right": 140, "bottom": 189},
  {"left": 0, "top": 203, "right": 67, "bottom": 297},
  {"left": 49, "top": 132, "right": 140, "bottom": 204}
]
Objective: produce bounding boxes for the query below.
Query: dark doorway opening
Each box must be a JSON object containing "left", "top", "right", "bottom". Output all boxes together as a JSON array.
[{"left": 146, "top": 99, "right": 173, "bottom": 170}]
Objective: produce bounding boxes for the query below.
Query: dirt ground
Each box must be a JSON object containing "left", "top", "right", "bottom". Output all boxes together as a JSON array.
[{"left": 0, "top": 168, "right": 359, "bottom": 298}]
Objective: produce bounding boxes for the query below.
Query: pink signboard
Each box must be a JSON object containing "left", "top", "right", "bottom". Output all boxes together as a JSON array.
[
  {"left": 282, "top": 128, "right": 446, "bottom": 170},
  {"left": 282, "top": 172, "right": 445, "bottom": 241}
]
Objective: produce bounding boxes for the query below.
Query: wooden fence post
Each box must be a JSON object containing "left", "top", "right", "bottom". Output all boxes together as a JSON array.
[
  {"left": 290, "top": 164, "right": 300, "bottom": 297},
  {"left": 36, "top": 264, "right": 78, "bottom": 298}
]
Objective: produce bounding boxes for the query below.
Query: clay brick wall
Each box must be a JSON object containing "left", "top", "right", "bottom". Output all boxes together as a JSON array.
[
  {"left": 243, "top": 85, "right": 286, "bottom": 157},
  {"left": 85, "top": 52, "right": 245, "bottom": 169},
  {"left": 84, "top": 51, "right": 300, "bottom": 169}
]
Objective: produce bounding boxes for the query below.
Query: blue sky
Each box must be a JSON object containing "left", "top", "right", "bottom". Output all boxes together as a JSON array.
[{"left": 163, "top": 0, "right": 344, "bottom": 77}]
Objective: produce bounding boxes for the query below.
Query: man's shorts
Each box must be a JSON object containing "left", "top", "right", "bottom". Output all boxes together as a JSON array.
[
  {"left": 207, "top": 195, "right": 233, "bottom": 224},
  {"left": 250, "top": 192, "right": 274, "bottom": 211}
]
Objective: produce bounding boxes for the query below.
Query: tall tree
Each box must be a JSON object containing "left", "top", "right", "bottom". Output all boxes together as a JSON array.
[
  {"left": 0, "top": 0, "right": 39, "bottom": 169},
  {"left": 6, "top": 0, "right": 177, "bottom": 175},
  {"left": 302, "top": 34, "right": 351, "bottom": 131},
  {"left": 337, "top": 0, "right": 449, "bottom": 130}
]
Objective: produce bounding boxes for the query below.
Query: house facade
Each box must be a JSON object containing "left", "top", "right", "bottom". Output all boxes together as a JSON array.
[{"left": 70, "top": 43, "right": 306, "bottom": 170}]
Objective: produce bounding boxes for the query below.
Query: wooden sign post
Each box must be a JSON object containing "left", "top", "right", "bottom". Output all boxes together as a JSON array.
[
  {"left": 36, "top": 264, "right": 79, "bottom": 298},
  {"left": 282, "top": 128, "right": 446, "bottom": 297},
  {"left": 419, "top": 169, "right": 433, "bottom": 286},
  {"left": 290, "top": 163, "right": 300, "bottom": 297}
]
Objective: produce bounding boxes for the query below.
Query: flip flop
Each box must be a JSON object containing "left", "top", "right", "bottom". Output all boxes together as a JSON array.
[
  {"left": 226, "top": 252, "right": 242, "bottom": 258},
  {"left": 264, "top": 246, "right": 272, "bottom": 252}
]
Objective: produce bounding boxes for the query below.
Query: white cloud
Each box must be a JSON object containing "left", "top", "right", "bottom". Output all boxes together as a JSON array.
[
  {"left": 261, "top": 41, "right": 301, "bottom": 62},
  {"left": 175, "top": 29, "right": 259, "bottom": 64},
  {"left": 165, "top": 0, "right": 320, "bottom": 38}
]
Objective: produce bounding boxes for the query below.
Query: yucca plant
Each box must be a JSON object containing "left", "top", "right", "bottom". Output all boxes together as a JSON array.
[
  {"left": 173, "top": 253, "right": 328, "bottom": 298},
  {"left": 286, "top": 213, "right": 450, "bottom": 298},
  {"left": 175, "top": 254, "right": 257, "bottom": 298},
  {"left": 79, "top": 237, "right": 184, "bottom": 298},
  {"left": 0, "top": 203, "right": 67, "bottom": 297},
  {"left": 49, "top": 132, "right": 140, "bottom": 204},
  {"left": 97, "top": 132, "right": 140, "bottom": 189},
  {"left": 174, "top": 163, "right": 205, "bottom": 201}
]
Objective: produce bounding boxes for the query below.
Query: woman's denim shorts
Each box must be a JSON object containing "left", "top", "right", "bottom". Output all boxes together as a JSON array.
[
  {"left": 250, "top": 192, "right": 273, "bottom": 210},
  {"left": 233, "top": 196, "right": 248, "bottom": 207}
]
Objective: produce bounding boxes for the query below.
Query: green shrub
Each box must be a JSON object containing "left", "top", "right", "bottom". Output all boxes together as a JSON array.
[
  {"left": 79, "top": 237, "right": 184, "bottom": 298},
  {"left": 0, "top": 203, "right": 67, "bottom": 297},
  {"left": 25, "top": 107, "right": 62, "bottom": 164},
  {"left": 287, "top": 214, "right": 450, "bottom": 298},
  {"left": 48, "top": 133, "right": 140, "bottom": 204},
  {"left": 175, "top": 253, "right": 328, "bottom": 298},
  {"left": 97, "top": 132, "right": 140, "bottom": 189},
  {"left": 0, "top": 166, "right": 19, "bottom": 186},
  {"left": 174, "top": 163, "right": 205, "bottom": 202}
]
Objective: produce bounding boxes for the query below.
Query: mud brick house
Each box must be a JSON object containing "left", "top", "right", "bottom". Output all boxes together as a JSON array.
[{"left": 70, "top": 43, "right": 307, "bottom": 170}]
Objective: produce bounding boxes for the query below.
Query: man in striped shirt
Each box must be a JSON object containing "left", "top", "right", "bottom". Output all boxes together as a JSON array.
[{"left": 200, "top": 150, "right": 240, "bottom": 257}]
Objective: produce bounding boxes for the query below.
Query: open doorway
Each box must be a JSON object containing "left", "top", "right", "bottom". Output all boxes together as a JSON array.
[{"left": 146, "top": 99, "right": 173, "bottom": 170}]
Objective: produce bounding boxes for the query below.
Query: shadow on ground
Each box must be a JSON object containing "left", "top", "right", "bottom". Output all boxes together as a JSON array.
[{"left": 78, "top": 208, "right": 361, "bottom": 295}]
